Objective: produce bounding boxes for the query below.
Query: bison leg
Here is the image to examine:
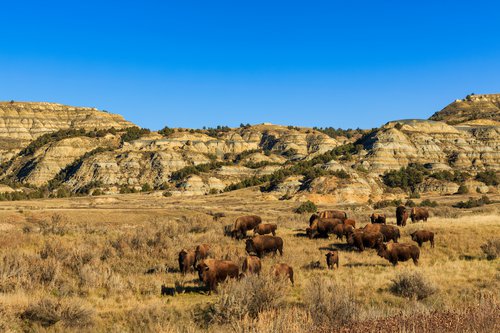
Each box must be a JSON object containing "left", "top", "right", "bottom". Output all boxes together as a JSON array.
[
  {"left": 430, "top": 238, "right": 434, "bottom": 248},
  {"left": 272, "top": 230, "right": 276, "bottom": 236}
]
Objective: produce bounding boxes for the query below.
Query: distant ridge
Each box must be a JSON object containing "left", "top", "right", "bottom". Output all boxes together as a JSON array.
[{"left": 429, "top": 93, "right": 500, "bottom": 125}]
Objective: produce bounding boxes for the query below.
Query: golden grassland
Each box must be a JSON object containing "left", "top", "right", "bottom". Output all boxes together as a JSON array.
[{"left": 0, "top": 189, "right": 499, "bottom": 332}]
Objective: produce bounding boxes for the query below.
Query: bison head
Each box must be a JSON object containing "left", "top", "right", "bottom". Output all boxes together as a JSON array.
[
  {"left": 196, "top": 261, "right": 209, "bottom": 281},
  {"left": 309, "top": 214, "right": 319, "bottom": 226},
  {"left": 376, "top": 243, "right": 387, "bottom": 257},
  {"left": 245, "top": 239, "right": 256, "bottom": 255}
]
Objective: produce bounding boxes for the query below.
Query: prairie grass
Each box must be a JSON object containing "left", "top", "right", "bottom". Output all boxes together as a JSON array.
[{"left": 0, "top": 191, "right": 498, "bottom": 332}]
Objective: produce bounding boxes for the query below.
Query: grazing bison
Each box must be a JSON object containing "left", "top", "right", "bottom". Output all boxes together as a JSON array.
[
  {"left": 245, "top": 235, "right": 283, "bottom": 258},
  {"left": 333, "top": 223, "right": 354, "bottom": 240},
  {"left": 410, "top": 208, "right": 429, "bottom": 223},
  {"left": 253, "top": 223, "right": 278, "bottom": 236},
  {"left": 195, "top": 243, "right": 211, "bottom": 263},
  {"left": 396, "top": 205, "right": 408, "bottom": 227},
  {"left": 232, "top": 215, "right": 262, "bottom": 239},
  {"left": 241, "top": 255, "right": 262, "bottom": 275},
  {"left": 347, "top": 230, "right": 384, "bottom": 252},
  {"left": 410, "top": 230, "right": 435, "bottom": 248},
  {"left": 326, "top": 250, "right": 339, "bottom": 270},
  {"left": 308, "top": 218, "right": 342, "bottom": 239},
  {"left": 178, "top": 249, "right": 196, "bottom": 274},
  {"left": 196, "top": 259, "right": 239, "bottom": 291},
  {"left": 273, "top": 263, "right": 294, "bottom": 285},
  {"left": 363, "top": 224, "right": 400, "bottom": 243},
  {"left": 370, "top": 213, "right": 386, "bottom": 224},
  {"left": 377, "top": 243, "right": 420, "bottom": 266}
]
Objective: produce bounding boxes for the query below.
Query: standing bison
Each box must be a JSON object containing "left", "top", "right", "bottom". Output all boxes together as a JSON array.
[
  {"left": 241, "top": 256, "right": 262, "bottom": 275},
  {"left": 245, "top": 235, "right": 283, "bottom": 258},
  {"left": 310, "top": 210, "right": 347, "bottom": 225},
  {"left": 178, "top": 249, "right": 196, "bottom": 274},
  {"left": 232, "top": 215, "right": 262, "bottom": 239},
  {"left": 370, "top": 213, "right": 386, "bottom": 224},
  {"left": 272, "top": 263, "right": 294, "bottom": 285},
  {"left": 410, "top": 230, "right": 435, "bottom": 248},
  {"left": 363, "top": 224, "right": 400, "bottom": 243},
  {"left": 347, "top": 230, "right": 384, "bottom": 252},
  {"left": 377, "top": 243, "right": 420, "bottom": 266},
  {"left": 396, "top": 205, "right": 408, "bottom": 227},
  {"left": 253, "top": 223, "right": 277, "bottom": 236},
  {"left": 195, "top": 243, "right": 211, "bottom": 263},
  {"left": 333, "top": 223, "right": 354, "bottom": 241},
  {"left": 410, "top": 208, "right": 429, "bottom": 223},
  {"left": 196, "top": 259, "right": 239, "bottom": 291},
  {"left": 326, "top": 250, "right": 339, "bottom": 270},
  {"left": 307, "top": 218, "right": 342, "bottom": 239}
]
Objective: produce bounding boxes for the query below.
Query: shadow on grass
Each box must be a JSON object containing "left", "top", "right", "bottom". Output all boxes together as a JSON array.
[
  {"left": 161, "top": 284, "right": 208, "bottom": 296},
  {"left": 344, "top": 262, "right": 390, "bottom": 268},
  {"left": 319, "top": 243, "right": 354, "bottom": 252}
]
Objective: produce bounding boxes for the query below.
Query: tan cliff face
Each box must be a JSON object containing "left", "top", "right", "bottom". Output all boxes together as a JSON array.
[{"left": 0, "top": 97, "right": 498, "bottom": 203}]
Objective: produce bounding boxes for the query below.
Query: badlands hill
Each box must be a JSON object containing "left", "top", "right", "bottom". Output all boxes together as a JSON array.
[{"left": 0, "top": 96, "right": 498, "bottom": 203}]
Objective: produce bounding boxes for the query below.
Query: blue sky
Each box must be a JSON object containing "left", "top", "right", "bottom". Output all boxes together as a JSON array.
[{"left": 1, "top": 1, "right": 499, "bottom": 130}]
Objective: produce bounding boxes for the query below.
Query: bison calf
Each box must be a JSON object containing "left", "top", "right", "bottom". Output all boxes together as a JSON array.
[
  {"left": 326, "top": 250, "right": 339, "bottom": 270},
  {"left": 377, "top": 243, "right": 420, "bottom": 266},
  {"left": 370, "top": 213, "right": 386, "bottom": 224},
  {"left": 273, "top": 263, "right": 294, "bottom": 285},
  {"left": 410, "top": 230, "right": 435, "bottom": 248},
  {"left": 178, "top": 249, "right": 196, "bottom": 274},
  {"left": 253, "top": 223, "right": 277, "bottom": 236},
  {"left": 241, "top": 255, "right": 262, "bottom": 275}
]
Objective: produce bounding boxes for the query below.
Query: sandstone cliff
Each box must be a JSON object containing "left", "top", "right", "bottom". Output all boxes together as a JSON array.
[{"left": 430, "top": 94, "right": 500, "bottom": 125}]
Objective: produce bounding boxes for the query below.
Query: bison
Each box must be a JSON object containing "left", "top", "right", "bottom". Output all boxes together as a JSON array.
[
  {"left": 410, "top": 230, "right": 435, "bottom": 248},
  {"left": 370, "top": 213, "right": 386, "bottom": 224},
  {"left": 273, "top": 263, "right": 294, "bottom": 285},
  {"left": 310, "top": 210, "right": 347, "bottom": 226},
  {"left": 363, "top": 224, "right": 400, "bottom": 243},
  {"left": 253, "top": 223, "right": 277, "bottom": 236},
  {"left": 195, "top": 243, "right": 211, "bottom": 263},
  {"left": 396, "top": 205, "right": 408, "bottom": 227},
  {"left": 347, "top": 230, "right": 384, "bottom": 252},
  {"left": 196, "top": 259, "right": 239, "bottom": 291},
  {"left": 410, "top": 207, "right": 429, "bottom": 223},
  {"left": 333, "top": 223, "right": 354, "bottom": 241},
  {"left": 377, "top": 243, "right": 420, "bottom": 266},
  {"left": 326, "top": 250, "right": 339, "bottom": 270},
  {"left": 308, "top": 218, "right": 342, "bottom": 239},
  {"left": 343, "top": 218, "right": 356, "bottom": 228},
  {"left": 232, "top": 215, "right": 262, "bottom": 239},
  {"left": 245, "top": 235, "right": 283, "bottom": 258},
  {"left": 178, "top": 249, "right": 196, "bottom": 274},
  {"left": 241, "top": 255, "right": 262, "bottom": 275}
]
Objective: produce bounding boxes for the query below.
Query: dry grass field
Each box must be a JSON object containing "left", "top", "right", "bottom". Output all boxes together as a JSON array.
[{"left": 0, "top": 189, "right": 499, "bottom": 332}]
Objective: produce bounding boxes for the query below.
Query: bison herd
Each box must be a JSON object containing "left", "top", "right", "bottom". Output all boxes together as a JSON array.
[{"left": 174, "top": 205, "right": 434, "bottom": 293}]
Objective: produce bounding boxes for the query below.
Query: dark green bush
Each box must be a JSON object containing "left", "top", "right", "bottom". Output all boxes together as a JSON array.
[
  {"left": 158, "top": 126, "right": 175, "bottom": 137},
  {"left": 419, "top": 199, "right": 438, "bottom": 207},
  {"left": 456, "top": 184, "right": 469, "bottom": 194},
  {"left": 294, "top": 201, "right": 317, "bottom": 214},
  {"left": 453, "top": 196, "right": 492, "bottom": 209},
  {"left": 475, "top": 171, "right": 498, "bottom": 186},
  {"left": 382, "top": 164, "right": 427, "bottom": 191},
  {"left": 121, "top": 127, "right": 151, "bottom": 143}
]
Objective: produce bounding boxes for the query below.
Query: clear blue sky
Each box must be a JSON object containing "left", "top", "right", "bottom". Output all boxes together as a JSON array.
[{"left": 1, "top": 1, "right": 499, "bottom": 130}]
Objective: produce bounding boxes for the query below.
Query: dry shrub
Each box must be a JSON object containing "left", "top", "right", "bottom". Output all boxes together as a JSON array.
[
  {"left": 480, "top": 238, "right": 500, "bottom": 260},
  {"left": 0, "top": 253, "right": 28, "bottom": 292},
  {"left": 20, "top": 298, "right": 94, "bottom": 329},
  {"left": 235, "top": 307, "right": 314, "bottom": 333},
  {"left": 302, "top": 276, "right": 357, "bottom": 327},
  {"left": 207, "top": 275, "right": 289, "bottom": 325},
  {"left": 118, "top": 303, "right": 182, "bottom": 332},
  {"left": 32, "top": 258, "right": 61, "bottom": 287},
  {"left": 39, "top": 214, "right": 69, "bottom": 236},
  {"left": 389, "top": 271, "right": 437, "bottom": 300}
]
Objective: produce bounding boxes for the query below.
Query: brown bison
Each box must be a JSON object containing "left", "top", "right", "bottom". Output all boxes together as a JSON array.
[
  {"left": 410, "top": 230, "right": 435, "bottom": 248},
  {"left": 326, "top": 250, "right": 339, "bottom": 270},
  {"left": 370, "top": 213, "right": 386, "bottom": 224},
  {"left": 307, "top": 218, "right": 342, "bottom": 239},
  {"left": 232, "top": 215, "right": 262, "bottom": 239},
  {"left": 410, "top": 208, "right": 429, "bottom": 222},
  {"left": 194, "top": 243, "right": 211, "bottom": 263},
  {"left": 178, "top": 249, "right": 196, "bottom": 274},
  {"left": 363, "top": 224, "right": 400, "bottom": 243},
  {"left": 347, "top": 230, "right": 384, "bottom": 252},
  {"left": 310, "top": 210, "right": 347, "bottom": 225},
  {"left": 253, "top": 223, "right": 277, "bottom": 236},
  {"left": 241, "top": 255, "right": 262, "bottom": 275},
  {"left": 343, "top": 218, "right": 356, "bottom": 228},
  {"left": 196, "top": 259, "right": 239, "bottom": 291},
  {"left": 396, "top": 205, "right": 408, "bottom": 227},
  {"left": 273, "top": 263, "right": 294, "bottom": 285},
  {"left": 377, "top": 243, "right": 420, "bottom": 266},
  {"left": 245, "top": 235, "right": 283, "bottom": 258},
  {"left": 333, "top": 223, "right": 354, "bottom": 241}
]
